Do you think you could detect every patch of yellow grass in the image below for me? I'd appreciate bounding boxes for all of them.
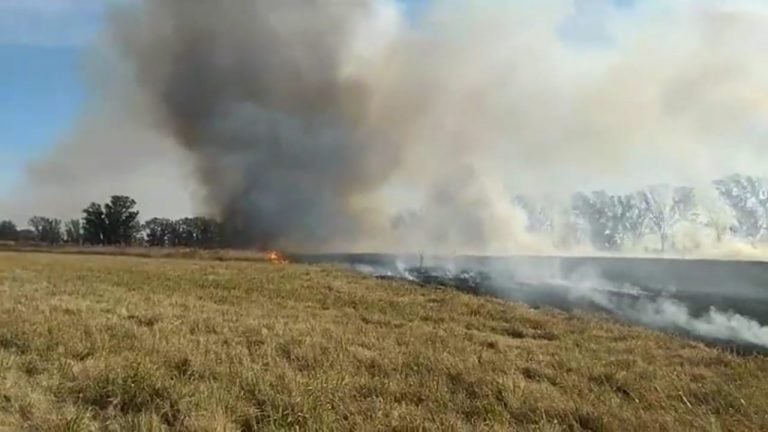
[0,244,274,262]
[0,251,766,431]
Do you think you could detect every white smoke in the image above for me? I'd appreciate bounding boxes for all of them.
[561,266,768,348]
[354,255,768,349]
[3,0,768,256]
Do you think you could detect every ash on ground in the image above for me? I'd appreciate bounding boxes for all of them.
[372,266,493,296]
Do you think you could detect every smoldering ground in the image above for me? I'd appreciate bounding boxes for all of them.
[330,253,768,353]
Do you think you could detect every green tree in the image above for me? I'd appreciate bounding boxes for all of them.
[82,196,141,246]
[82,202,106,245]
[64,219,83,245]
[104,195,141,245]
[28,216,63,245]
[194,217,223,249]
[0,220,18,241]
[17,229,36,243]
[173,218,197,247]
[144,217,175,247]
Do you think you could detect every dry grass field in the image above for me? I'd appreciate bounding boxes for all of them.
[0,251,767,431]
[0,244,275,263]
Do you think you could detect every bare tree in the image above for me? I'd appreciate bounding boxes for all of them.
[696,187,737,243]
[638,186,694,252]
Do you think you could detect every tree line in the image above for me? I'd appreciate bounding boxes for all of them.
[513,174,768,252]
[0,195,227,249]
[3,174,767,253]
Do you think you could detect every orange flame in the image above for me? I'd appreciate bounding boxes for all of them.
[266,250,289,264]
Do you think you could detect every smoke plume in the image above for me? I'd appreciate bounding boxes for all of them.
[5,0,768,254]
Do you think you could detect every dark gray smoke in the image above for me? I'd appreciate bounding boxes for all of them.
[108,1,403,250]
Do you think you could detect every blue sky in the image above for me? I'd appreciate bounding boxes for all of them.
[0,0,109,195]
[0,0,636,197]
[0,44,85,194]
